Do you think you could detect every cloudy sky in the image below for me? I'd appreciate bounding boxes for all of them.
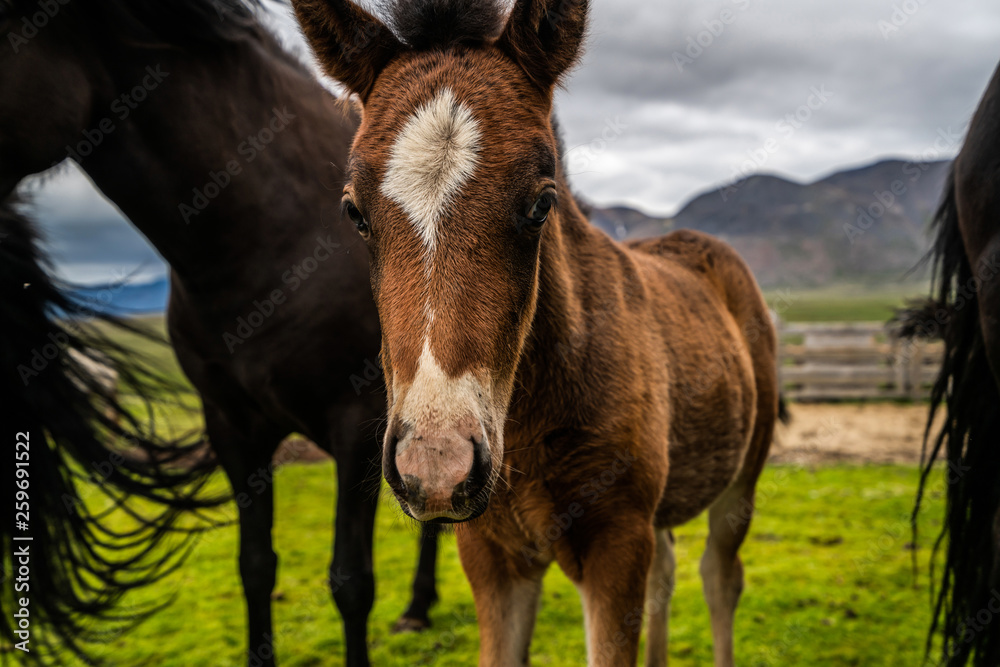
[25,0,1000,282]
[552,0,1000,215]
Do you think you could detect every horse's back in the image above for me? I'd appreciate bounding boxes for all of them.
[630,229,769,327]
[628,228,776,378]
[628,228,779,527]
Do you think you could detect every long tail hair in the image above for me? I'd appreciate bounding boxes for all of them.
[901,173,1000,666]
[1,198,227,663]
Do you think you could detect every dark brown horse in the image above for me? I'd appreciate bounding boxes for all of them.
[0,1,440,664]
[899,59,1000,667]
[294,0,781,664]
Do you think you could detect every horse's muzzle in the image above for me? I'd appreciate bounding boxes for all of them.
[383,420,492,522]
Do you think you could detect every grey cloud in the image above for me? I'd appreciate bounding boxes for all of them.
[26,0,1000,270]
[552,0,999,212]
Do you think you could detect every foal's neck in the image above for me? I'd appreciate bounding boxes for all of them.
[519,185,622,397]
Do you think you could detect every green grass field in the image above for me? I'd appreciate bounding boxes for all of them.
[764,284,930,323]
[43,293,948,666]
[56,464,946,666]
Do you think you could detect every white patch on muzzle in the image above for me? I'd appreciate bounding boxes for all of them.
[380,88,481,252]
[395,341,490,455]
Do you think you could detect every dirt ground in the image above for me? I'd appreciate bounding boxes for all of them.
[770,402,942,465]
[274,403,941,467]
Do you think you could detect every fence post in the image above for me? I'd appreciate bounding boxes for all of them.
[773,310,784,396]
[907,338,925,400]
[890,331,906,398]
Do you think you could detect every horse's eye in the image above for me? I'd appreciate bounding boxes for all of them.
[344,200,370,239]
[524,190,556,231]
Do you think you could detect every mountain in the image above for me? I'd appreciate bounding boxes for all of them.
[592,158,950,287]
[587,204,673,241]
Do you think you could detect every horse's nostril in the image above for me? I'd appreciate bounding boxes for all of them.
[453,435,490,504]
[400,474,421,500]
[383,432,407,497]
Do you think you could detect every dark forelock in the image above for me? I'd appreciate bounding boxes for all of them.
[380,0,507,50]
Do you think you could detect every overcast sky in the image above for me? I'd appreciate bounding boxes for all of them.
[551,0,1000,215]
[25,0,1000,281]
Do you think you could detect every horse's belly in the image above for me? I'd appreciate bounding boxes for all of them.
[653,361,756,527]
[654,431,747,527]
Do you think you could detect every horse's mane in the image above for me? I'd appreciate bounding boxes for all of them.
[379,0,507,49]
[7,0,269,49]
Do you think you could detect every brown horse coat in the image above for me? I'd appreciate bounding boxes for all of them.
[294,0,779,664]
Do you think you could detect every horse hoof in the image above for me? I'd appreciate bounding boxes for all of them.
[391,616,431,634]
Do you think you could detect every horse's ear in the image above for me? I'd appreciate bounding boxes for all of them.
[292,0,402,101]
[497,0,588,92]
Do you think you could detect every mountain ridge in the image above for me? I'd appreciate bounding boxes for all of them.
[589,158,949,287]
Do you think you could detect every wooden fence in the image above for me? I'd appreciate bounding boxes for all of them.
[779,321,942,401]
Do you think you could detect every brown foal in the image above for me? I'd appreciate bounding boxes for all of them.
[293,0,780,664]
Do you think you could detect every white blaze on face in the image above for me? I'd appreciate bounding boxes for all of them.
[395,341,490,454]
[380,88,481,252]
[381,89,498,463]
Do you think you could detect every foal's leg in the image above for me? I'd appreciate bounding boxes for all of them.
[700,478,756,667]
[393,522,442,633]
[457,526,546,666]
[578,522,655,667]
[329,440,380,667]
[644,529,676,667]
[205,405,283,667]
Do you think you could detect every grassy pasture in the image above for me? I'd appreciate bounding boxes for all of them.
[51,464,946,666]
[764,284,930,323]
[37,289,949,665]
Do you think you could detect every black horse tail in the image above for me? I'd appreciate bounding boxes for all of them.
[1,199,227,663]
[898,172,1000,667]
[777,394,791,426]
